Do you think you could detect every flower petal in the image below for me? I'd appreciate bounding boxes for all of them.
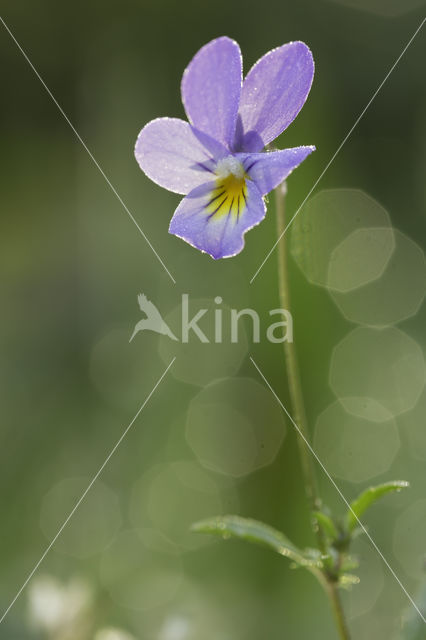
[135,117,228,195]
[169,180,266,259]
[237,146,315,195]
[181,37,242,149]
[235,42,314,152]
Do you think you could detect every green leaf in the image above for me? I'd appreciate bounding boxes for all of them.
[346,481,409,533]
[313,511,338,541]
[192,515,322,572]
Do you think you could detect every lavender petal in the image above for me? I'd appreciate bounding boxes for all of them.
[181,36,242,150]
[169,180,266,259]
[238,146,315,195]
[235,42,314,152]
[135,117,227,195]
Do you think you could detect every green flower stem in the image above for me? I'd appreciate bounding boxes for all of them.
[274,183,351,640]
[274,183,321,518]
[324,577,352,640]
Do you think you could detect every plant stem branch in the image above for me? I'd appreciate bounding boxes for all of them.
[324,580,352,640]
[274,183,351,640]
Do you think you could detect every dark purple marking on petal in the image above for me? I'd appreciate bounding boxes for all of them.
[207,195,228,219]
[194,161,215,173]
[219,211,233,248]
[135,117,222,195]
[228,197,235,216]
[244,159,258,173]
[169,179,266,259]
[205,190,226,208]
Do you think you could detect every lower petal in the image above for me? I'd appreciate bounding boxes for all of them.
[169,179,266,259]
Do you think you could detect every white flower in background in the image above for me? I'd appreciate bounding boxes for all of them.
[94,628,136,640]
[28,575,92,633]
[158,616,191,640]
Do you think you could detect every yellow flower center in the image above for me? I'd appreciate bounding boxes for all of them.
[205,157,248,220]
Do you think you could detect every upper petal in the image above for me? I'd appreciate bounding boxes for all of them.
[236,42,314,152]
[181,37,242,149]
[135,117,228,195]
[169,179,266,259]
[238,146,315,195]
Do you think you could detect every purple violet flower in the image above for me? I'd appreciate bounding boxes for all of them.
[135,37,315,259]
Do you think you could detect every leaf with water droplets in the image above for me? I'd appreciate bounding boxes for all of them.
[346,481,409,534]
[192,515,322,573]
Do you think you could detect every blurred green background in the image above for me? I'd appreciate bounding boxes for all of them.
[1,1,425,638]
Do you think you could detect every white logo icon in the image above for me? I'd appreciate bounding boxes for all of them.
[129,294,178,342]
[130,293,293,344]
